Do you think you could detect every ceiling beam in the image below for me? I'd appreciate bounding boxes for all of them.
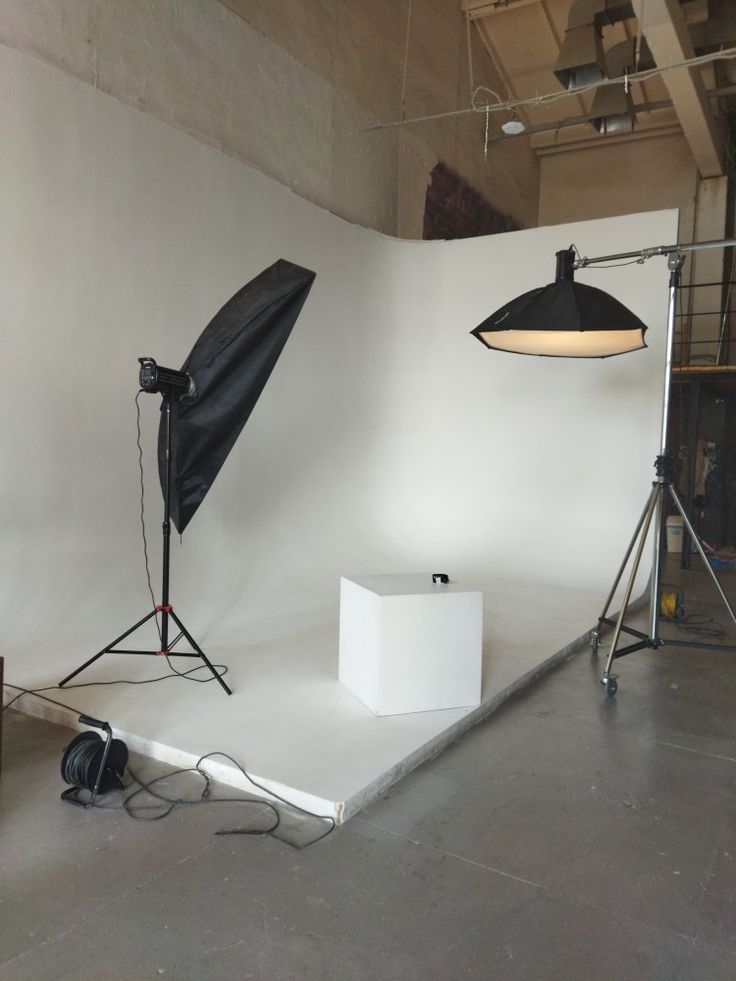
[638,0,726,177]
[462,0,540,20]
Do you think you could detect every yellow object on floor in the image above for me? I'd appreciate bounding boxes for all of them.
[660,586,684,620]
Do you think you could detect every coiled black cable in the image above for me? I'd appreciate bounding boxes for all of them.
[60,730,127,797]
[61,733,102,790]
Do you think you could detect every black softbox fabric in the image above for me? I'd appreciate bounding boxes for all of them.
[472,279,649,337]
[159,259,316,533]
[471,279,647,358]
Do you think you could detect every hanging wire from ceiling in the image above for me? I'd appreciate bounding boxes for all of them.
[634,0,647,73]
[400,0,414,122]
[479,88,510,158]
[368,45,736,131]
[464,7,524,156]
[465,10,493,159]
[465,9,475,102]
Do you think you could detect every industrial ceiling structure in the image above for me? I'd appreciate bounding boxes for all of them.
[464,0,736,177]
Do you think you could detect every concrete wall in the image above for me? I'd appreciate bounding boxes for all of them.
[222,0,540,234]
[0,0,540,238]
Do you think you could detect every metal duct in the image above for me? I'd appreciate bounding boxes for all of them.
[590,38,654,133]
[688,7,736,52]
[554,0,637,90]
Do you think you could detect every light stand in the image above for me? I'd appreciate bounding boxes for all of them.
[472,235,736,697]
[59,366,232,696]
[580,241,736,696]
[57,261,316,696]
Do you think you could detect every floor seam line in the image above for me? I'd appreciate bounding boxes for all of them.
[651,739,736,763]
[355,818,545,889]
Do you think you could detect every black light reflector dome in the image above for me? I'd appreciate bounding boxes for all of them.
[471,249,648,358]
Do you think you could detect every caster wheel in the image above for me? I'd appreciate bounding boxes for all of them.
[590,630,600,654]
[603,677,618,698]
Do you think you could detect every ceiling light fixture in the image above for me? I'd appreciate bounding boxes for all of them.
[501,112,526,135]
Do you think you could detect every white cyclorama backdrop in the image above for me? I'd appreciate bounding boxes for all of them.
[2,46,677,690]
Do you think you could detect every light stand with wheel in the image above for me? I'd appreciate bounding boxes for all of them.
[586,248,736,696]
[472,236,736,697]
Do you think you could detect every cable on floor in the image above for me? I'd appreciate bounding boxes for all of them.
[675,613,725,642]
[2,683,336,847]
[1,664,230,715]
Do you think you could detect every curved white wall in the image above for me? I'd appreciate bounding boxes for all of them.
[1,45,678,675]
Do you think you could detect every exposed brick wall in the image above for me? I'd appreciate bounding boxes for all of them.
[423,162,523,241]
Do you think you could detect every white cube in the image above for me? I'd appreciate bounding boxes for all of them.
[338,574,483,716]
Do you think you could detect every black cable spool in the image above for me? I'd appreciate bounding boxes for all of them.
[61,730,128,802]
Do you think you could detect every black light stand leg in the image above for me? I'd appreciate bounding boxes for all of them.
[59,609,160,688]
[59,392,232,695]
[169,611,232,695]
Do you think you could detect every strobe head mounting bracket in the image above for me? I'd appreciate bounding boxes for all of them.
[138,357,195,399]
[654,453,675,484]
[667,251,686,287]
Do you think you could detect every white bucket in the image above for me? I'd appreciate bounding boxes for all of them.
[666,515,685,553]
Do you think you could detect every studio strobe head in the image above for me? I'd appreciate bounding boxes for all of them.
[138,357,195,398]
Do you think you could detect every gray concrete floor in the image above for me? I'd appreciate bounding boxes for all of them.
[2,559,736,980]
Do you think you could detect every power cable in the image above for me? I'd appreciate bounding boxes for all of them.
[135,389,161,642]
[4,351,334,845]
[1,667,230,714]
[136,390,228,682]
[3,684,336,846]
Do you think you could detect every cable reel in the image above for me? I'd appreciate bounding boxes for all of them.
[659,584,684,621]
[60,715,128,807]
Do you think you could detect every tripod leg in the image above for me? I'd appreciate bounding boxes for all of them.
[594,491,654,648]
[169,611,232,696]
[601,485,660,694]
[648,479,666,643]
[59,609,160,688]
[669,486,736,626]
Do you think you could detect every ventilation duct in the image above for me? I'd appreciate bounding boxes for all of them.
[554,0,636,90]
[554,2,607,90]
[590,38,654,133]
[688,8,736,53]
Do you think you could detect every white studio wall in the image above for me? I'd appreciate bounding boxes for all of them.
[1,45,679,812]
